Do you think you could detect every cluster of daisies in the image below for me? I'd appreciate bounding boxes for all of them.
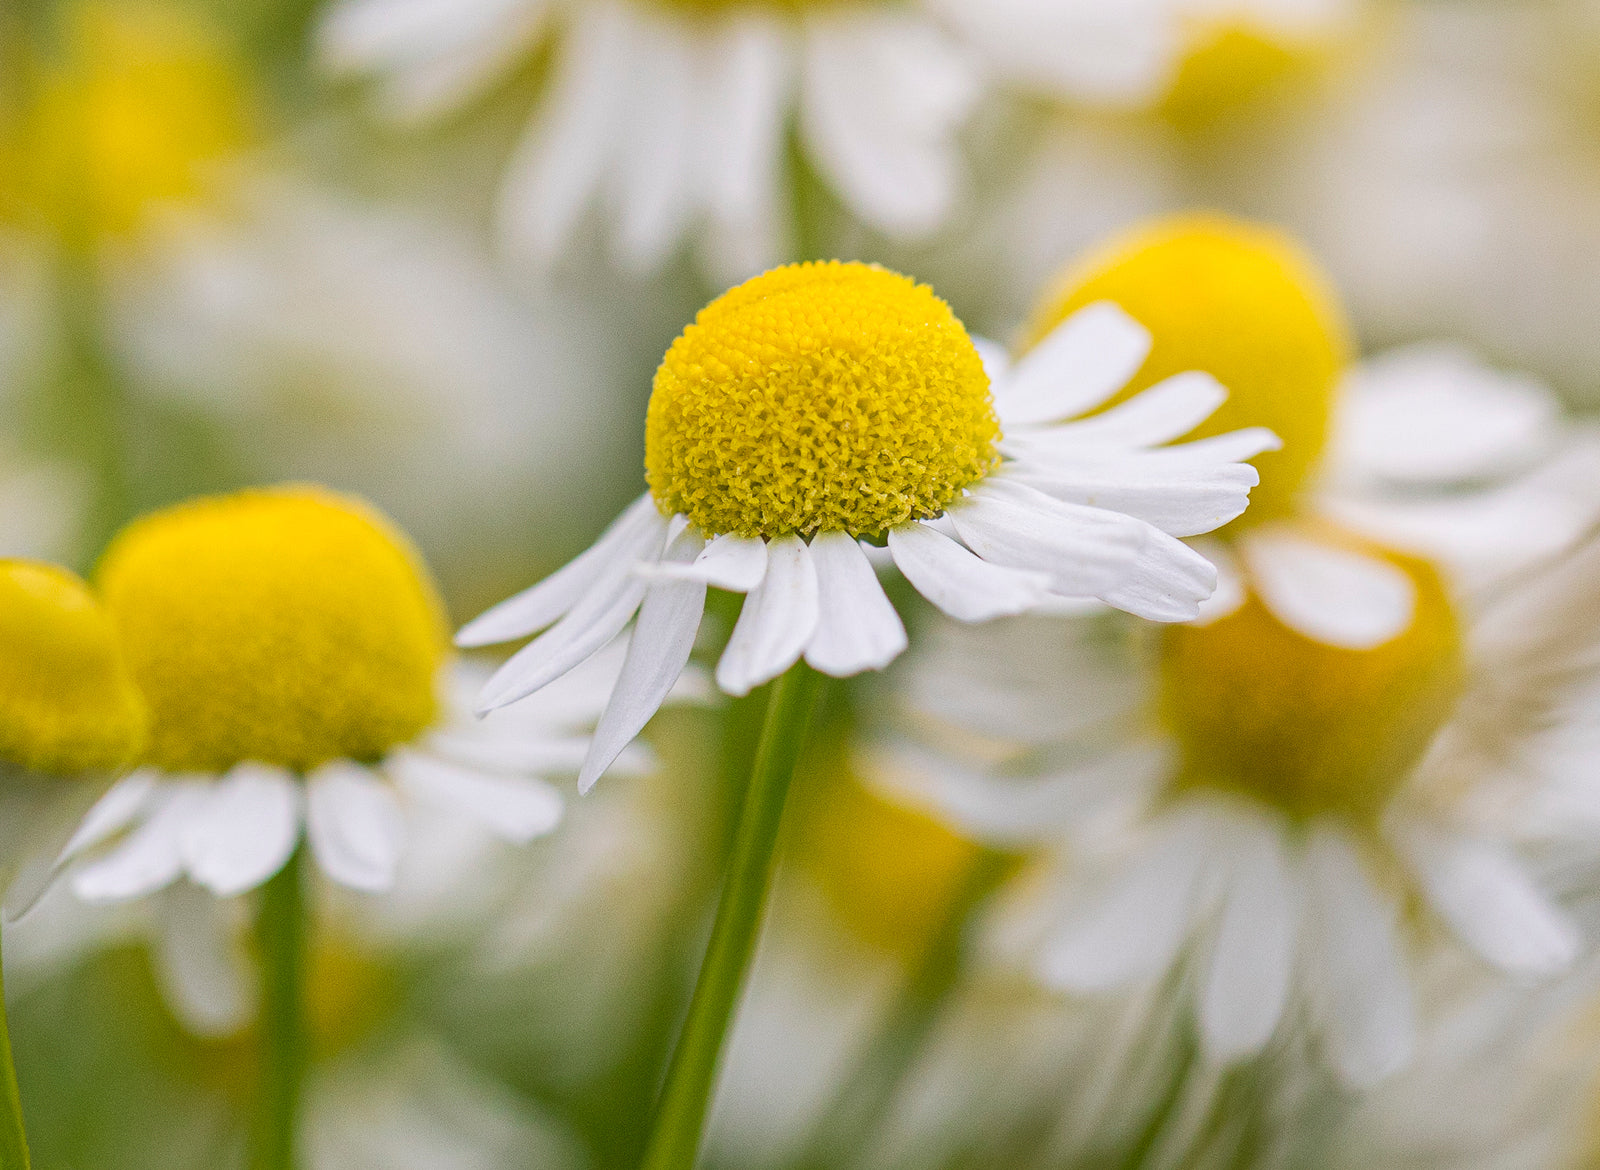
[5,201,1600,1168]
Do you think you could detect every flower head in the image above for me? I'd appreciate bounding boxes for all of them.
[646,261,998,538]
[1024,213,1350,523]
[99,485,447,775]
[0,559,145,776]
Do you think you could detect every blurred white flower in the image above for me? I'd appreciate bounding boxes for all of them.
[873,347,1600,1088]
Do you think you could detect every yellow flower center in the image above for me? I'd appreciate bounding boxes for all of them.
[1023,214,1351,527]
[98,486,448,775]
[0,560,146,776]
[2,2,255,243]
[795,765,983,959]
[1161,22,1309,129]
[1158,538,1462,822]
[646,261,999,539]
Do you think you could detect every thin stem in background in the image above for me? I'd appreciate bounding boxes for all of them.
[0,926,33,1170]
[251,843,308,1170]
[640,661,825,1170]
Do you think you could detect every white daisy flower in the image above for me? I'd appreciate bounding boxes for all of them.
[870,219,1600,1088]
[321,0,981,277]
[55,485,692,907]
[460,259,1275,789]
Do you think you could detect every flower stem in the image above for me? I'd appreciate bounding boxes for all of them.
[251,843,308,1170]
[0,926,32,1170]
[642,661,825,1170]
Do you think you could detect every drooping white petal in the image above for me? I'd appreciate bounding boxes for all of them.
[55,770,158,866]
[72,786,209,902]
[579,527,708,793]
[971,335,1012,387]
[609,10,696,269]
[306,762,407,893]
[1098,527,1217,623]
[1199,818,1299,1063]
[389,749,564,842]
[1190,537,1246,626]
[1243,529,1416,650]
[496,0,631,264]
[887,521,1055,622]
[715,534,820,697]
[152,881,255,1037]
[950,479,1144,598]
[475,526,663,712]
[180,764,302,898]
[1039,808,1217,992]
[1018,371,1226,450]
[991,302,1151,428]
[1303,825,1416,1087]
[798,13,977,237]
[456,493,659,647]
[1396,825,1578,977]
[803,532,907,677]
[697,14,792,230]
[644,531,768,592]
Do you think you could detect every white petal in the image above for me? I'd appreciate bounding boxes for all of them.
[887,521,1054,622]
[1199,820,1299,1063]
[643,532,768,592]
[1303,825,1416,1087]
[1039,808,1215,992]
[1396,825,1578,977]
[456,493,658,647]
[388,750,563,843]
[1098,527,1217,623]
[152,882,255,1037]
[475,528,661,713]
[799,13,976,236]
[697,15,792,225]
[180,765,302,898]
[1333,345,1559,486]
[1022,371,1226,449]
[714,534,820,697]
[56,770,158,865]
[579,527,707,793]
[971,335,1011,386]
[803,532,907,677]
[949,479,1144,597]
[1243,530,1416,650]
[306,762,406,893]
[1190,537,1246,626]
[496,1,630,264]
[72,786,208,902]
[992,302,1151,428]
[609,11,696,268]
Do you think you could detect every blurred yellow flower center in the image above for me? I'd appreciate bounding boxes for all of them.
[646,261,998,539]
[3,2,254,242]
[1024,214,1351,527]
[99,486,448,775]
[0,560,146,776]
[1158,541,1462,822]
[795,766,983,959]
[1162,22,1310,129]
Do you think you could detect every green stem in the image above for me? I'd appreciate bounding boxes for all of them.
[251,844,308,1170]
[641,662,825,1170]
[0,927,32,1170]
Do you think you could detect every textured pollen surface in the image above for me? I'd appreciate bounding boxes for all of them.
[99,486,448,774]
[1025,214,1351,525]
[0,561,146,776]
[646,261,998,538]
[1159,537,1461,822]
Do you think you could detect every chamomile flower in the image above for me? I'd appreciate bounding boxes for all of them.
[58,486,664,905]
[461,259,1275,788]
[871,216,1600,1087]
[320,0,980,276]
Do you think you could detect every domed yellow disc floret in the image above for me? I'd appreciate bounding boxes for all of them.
[1161,23,1310,130]
[2,2,254,243]
[98,486,448,775]
[646,261,999,539]
[1024,214,1351,526]
[1159,536,1461,822]
[0,560,146,776]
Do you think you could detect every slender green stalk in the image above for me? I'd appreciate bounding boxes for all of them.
[251,844,308,1170]
[642,662,826,1170]
[0,926,32,1170]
